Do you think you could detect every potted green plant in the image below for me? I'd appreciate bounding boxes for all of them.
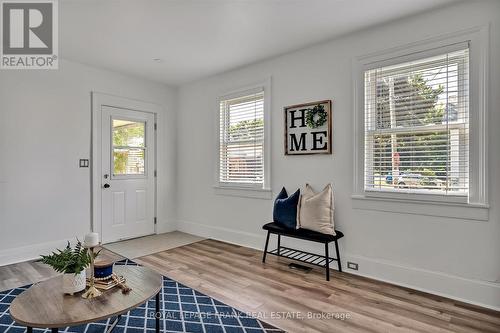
[41,240,92,295]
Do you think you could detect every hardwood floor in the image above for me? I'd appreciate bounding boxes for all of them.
[1,239,499,333]
[0,260,57,292]
[135,239,500,333]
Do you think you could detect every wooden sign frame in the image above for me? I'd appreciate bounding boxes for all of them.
[284,100,332,155]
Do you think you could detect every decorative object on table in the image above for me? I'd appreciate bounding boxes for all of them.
[89,258,132,293]
[94,259,114,279]
[297,183,336,235]
[40,240,92,295]
[84,232,99,248]
[82,232,102,299]
[284,99,332,155]
[111,274,132,293]
[273,186,300,229]
[90,273,126,290]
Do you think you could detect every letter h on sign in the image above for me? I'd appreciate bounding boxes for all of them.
[289,109,306,128]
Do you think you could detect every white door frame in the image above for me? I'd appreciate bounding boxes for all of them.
[91,92,161,243]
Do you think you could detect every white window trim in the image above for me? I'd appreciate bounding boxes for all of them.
[214,78,272,199]
[352,26,489,220]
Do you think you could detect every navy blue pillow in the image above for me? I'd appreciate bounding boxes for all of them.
[273,187,300,229]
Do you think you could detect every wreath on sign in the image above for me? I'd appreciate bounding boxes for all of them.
[305,104,328,128]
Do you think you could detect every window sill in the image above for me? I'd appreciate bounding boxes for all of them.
[351,194,489,221]
[214,186,273,200]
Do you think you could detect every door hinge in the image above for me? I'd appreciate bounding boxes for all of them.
[154,170,157,177]
[154,123,157,130]
[154,217,157,225]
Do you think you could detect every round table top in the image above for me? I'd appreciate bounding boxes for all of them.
[9,265,162,328]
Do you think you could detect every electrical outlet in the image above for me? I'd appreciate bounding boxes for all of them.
[79,159,89,168]
[347,262,359,270]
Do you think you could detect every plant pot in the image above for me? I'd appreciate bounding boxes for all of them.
[62,270,86,295]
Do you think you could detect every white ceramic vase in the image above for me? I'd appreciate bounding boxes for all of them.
[62,270,86,295]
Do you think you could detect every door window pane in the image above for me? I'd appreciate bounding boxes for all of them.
[112,119,146,176]
[113,119,145,147]
[113,148,145,175]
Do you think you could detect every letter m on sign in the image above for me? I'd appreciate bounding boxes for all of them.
[289,133,306,152]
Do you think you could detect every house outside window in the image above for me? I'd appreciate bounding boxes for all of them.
[216,80,271,198]
[353,28,488,220]
[363,48,469,197]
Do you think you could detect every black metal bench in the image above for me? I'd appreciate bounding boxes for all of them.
[262,222,344,281]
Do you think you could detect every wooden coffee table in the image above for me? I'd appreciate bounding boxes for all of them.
[9,265,162,333]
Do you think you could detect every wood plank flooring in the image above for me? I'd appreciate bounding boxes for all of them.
[1,239,499,333]
[135,239,500,333]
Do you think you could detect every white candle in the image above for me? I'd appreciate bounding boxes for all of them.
[84,232,99,247]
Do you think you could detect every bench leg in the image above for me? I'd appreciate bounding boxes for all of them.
[325,242,330,281]
[334,239,342,272]
[262,231,271,263]
[277,234,281,256]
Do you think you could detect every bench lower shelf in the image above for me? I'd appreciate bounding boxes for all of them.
[262,225,344,281]
[267,246,340,270]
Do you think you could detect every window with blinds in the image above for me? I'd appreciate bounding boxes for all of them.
[219,89,265,186]
[364,47,469,196]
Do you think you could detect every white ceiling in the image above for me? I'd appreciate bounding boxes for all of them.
[60,0,461,86]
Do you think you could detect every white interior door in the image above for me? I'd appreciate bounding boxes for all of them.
[101,106,155,243]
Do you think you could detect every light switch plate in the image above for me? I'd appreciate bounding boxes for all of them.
[79,159,89,168]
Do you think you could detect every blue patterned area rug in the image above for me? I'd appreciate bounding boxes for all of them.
[0,260,285,333]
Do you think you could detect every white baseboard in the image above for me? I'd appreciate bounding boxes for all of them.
[344,254,500,311]
[177,219,500,311]
[177,220,263,250]
[0,238,74,267]
[156,221,177,234]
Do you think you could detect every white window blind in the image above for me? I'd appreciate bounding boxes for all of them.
[364,47,469,196]
[219,89,265,186]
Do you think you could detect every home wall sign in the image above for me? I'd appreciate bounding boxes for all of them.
[284,100,332,155]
